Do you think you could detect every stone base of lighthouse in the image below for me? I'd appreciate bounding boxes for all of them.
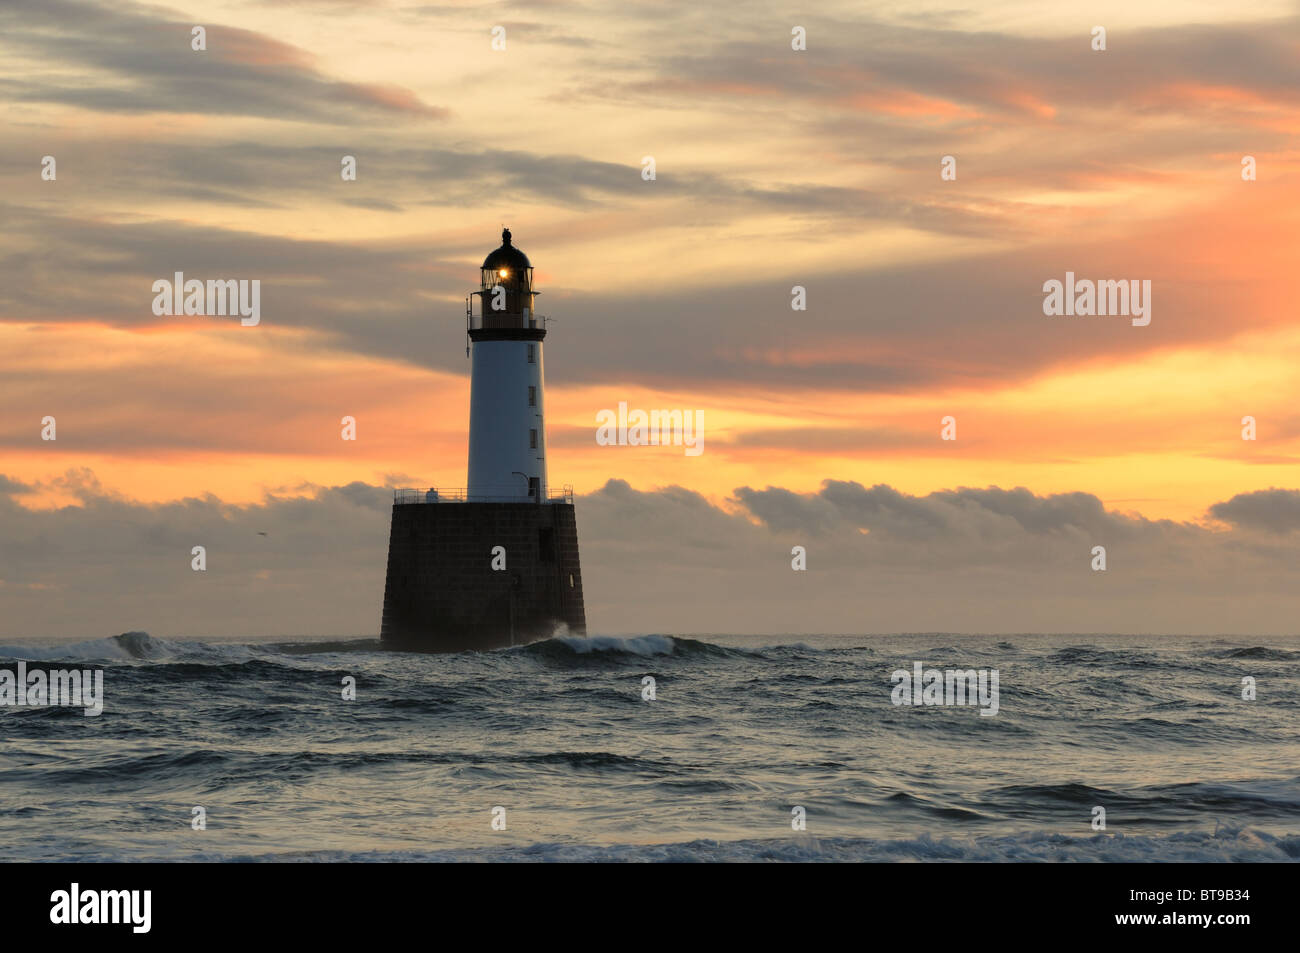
[380,501,586,653]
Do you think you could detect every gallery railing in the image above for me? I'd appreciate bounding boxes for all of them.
[393,485,574,505]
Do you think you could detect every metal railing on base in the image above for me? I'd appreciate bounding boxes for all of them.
[393,485,574,504]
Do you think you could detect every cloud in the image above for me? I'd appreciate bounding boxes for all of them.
[4,133,1010,229]
[0,475,31,495]
[733,480,1177,548]
[0,472,394,638]
[0,181,1286,400]
[578,479,1300,634]
[0,0,447,122]
[600,16,1300,122]
[3,4,1296,402]
[1208,488,1300,534]
[4,474,1300,639]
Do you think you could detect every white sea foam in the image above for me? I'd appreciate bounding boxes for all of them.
[551,634,679,656]
[0,631,265,663]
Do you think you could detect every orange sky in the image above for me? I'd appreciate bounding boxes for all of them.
[3,0,1299,524]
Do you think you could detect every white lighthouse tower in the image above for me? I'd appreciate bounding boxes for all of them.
[379,228,585,652]
[466,228,547,501]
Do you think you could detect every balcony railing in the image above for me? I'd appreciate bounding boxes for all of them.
[468,311,549,331]
[394,485,574,505]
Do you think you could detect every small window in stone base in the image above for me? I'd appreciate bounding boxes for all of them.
[569,574,575,588]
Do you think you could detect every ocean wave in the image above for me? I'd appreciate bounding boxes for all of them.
[514,634,746,661]
[0,632,779,665]
[0,631,161,661]
[11,748,231,784]
[984,777,1300,816]
[1211,646,1300,661]
[1048,646,1164,667]
[0,631,268,663]
[0,631,388,665]
[167,828,1300,863]
[271,638,385,655]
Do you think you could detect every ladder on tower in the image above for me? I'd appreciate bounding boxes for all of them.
[464,294,472,358]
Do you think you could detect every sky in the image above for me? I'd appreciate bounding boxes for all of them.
[3,0,1300,637]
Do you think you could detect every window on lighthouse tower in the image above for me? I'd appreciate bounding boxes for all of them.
[527,344,535,363]
[528,386,536,407]
[530,429,538,449]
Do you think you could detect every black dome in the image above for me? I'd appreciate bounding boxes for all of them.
[482,228,530,271]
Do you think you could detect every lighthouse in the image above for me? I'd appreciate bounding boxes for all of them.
[379,230,587,652]
[467,228,547,501]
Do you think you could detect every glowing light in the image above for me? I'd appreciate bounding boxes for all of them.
[499,268,508,277]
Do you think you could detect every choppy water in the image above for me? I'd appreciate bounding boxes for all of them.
[1,632,1298,862]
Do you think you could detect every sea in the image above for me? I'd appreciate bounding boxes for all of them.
[1,632,1298,862]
